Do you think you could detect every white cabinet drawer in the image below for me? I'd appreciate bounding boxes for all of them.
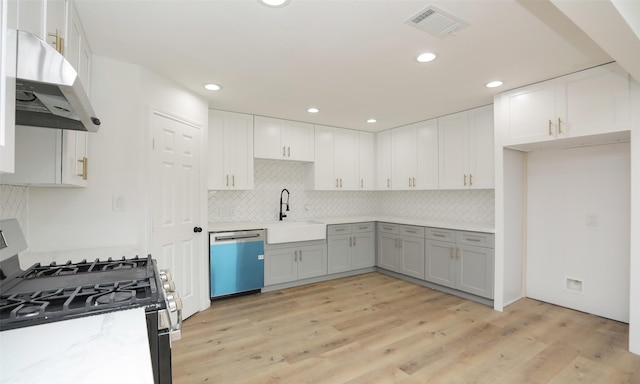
[426,228,456,242]
[457,231,494,248]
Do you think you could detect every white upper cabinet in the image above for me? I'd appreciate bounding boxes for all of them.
[305,125,358,190]
[391,118,438,190]
[16,0,66,54]
[66,1,92,91]
[375,130,392,190]
[207,110,254,190]
[254,116,314,162]
[358,131,375,190]
[1,2,17,174]
[500,63,630,148]
[438,105,494,189]
[1,126,88,186]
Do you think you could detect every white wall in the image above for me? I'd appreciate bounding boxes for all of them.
[526,142,630,322]
[23,57,208,266]
[629,79,640,354]
[26,58,145,259]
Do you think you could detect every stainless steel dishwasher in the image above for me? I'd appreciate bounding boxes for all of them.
[209,229,265,299]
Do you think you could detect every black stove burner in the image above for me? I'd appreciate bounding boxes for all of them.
[0,256,163,331]
[16,304,43,318]
[19,256,151,279]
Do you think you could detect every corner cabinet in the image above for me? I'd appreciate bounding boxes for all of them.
[327,222,375,274]
[254,116,314,162]
[207,110,254,190]
[425,228,494,299]
[264,240,327,286]
[438,105,494,189]
[377,223,425,279]
[375,130,392,190]
[391,119,438,190]
[500,63,630,149]
[1,126,88,186]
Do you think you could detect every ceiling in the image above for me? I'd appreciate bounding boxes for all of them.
[73,0,638,132]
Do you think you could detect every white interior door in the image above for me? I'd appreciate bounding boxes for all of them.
[151,111,203,319]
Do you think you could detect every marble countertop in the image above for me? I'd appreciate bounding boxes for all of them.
[208,216,494,234]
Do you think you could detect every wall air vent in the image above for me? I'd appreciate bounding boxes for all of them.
[405,6,468,38]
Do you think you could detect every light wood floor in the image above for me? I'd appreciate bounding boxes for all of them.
[172,273,640,383]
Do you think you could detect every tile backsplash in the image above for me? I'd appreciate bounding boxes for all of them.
[208,160,495,225]
[0,185,29,238]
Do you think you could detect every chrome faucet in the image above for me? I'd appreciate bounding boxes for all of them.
[279,188,290,221]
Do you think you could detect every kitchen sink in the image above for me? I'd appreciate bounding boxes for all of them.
[265,220,326,244]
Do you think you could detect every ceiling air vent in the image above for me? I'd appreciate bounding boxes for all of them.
[405,6,468,38]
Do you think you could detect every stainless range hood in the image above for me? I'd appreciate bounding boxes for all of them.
[15,30,101,132]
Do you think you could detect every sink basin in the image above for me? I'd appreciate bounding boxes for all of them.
[265,220,326,244]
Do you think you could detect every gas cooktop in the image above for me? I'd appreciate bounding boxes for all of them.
[0,256,164,331]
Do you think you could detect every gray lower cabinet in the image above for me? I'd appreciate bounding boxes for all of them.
[264,240,327,285]
[327,222,375,274]
[425,228,494,299]
[377,223,425,279]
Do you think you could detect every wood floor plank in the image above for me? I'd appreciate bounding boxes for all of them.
[172,272,640,384]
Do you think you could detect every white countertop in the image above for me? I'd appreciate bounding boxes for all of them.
[208,216,494,234]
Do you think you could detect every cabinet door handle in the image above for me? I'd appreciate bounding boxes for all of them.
[77,157,88,180]
[469,174,473,187]
[456,247,460,260]
[398,238,402,248]
[387,178,391,188]
[226,174,229,186]
[558,118,563,134]
[465,237,481,242]
[394,238,398,247]
[283,146,286,157]
[353,236,356,246]
[433,233,445,238]
[408,177,412,187]
[464,174,467,186]
[450,247,454,259]
[340,179,343,188]
[361,179,364,189]
[548,120,553,136]
[232,175,235,187]
[336,178,339,188]
[412,177,416,187]
[299,250,302,261]
[47,29,64,54]
[288,146,291,157]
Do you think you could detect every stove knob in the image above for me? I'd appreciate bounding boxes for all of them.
[166,292,182,312]
[162,280,176,292]
[159,270,172,282]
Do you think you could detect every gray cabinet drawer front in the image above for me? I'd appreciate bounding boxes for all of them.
[328,224,351,236]
[457,231,494,248]
[352,222,374,233]
[377,222,399,234]
[401,225,425,237]
[426,228,456,242]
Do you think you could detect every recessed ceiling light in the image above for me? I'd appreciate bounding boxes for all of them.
[416,52,437,63]
[486,80,503,88]
[367,119,377,123]
[259,0,290,7]
[204,83,221,91]
[307,107,319,113]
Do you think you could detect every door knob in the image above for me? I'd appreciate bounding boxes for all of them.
[193,227,203,233]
